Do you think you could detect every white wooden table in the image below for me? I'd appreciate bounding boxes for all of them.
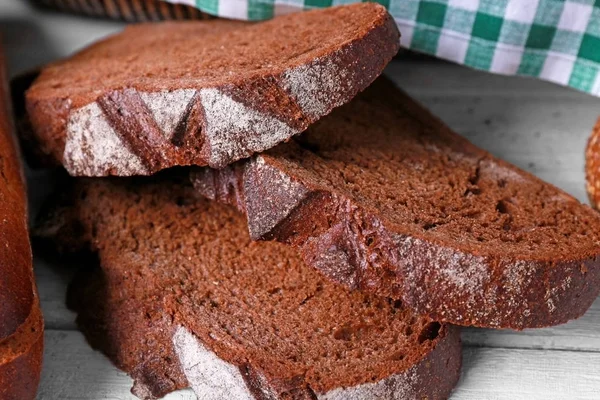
[3,1,600,399]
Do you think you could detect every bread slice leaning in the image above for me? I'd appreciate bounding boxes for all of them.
[37,177,461,400]
[24,4,399,176]
[193,76,600,330]
[0,46,44,400]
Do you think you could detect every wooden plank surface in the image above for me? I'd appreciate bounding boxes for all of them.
[3,0,600,399]
[40,331,196,400]
[454,347,600,400]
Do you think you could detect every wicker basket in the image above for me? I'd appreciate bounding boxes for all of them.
[34,0,212,21]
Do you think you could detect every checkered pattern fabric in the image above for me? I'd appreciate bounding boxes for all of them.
[166,0,600,96]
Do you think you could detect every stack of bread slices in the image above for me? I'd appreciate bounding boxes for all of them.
[20,4,600,400]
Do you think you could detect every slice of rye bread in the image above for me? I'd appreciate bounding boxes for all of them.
[192,76,600,330]
[24,4,399,176]
[586,117,600,209]
[37,176,461,400]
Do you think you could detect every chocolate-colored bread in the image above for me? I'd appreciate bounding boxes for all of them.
[586,118,600,209]
[33,0,211,21]
[39,177,461,400]
[25,4,399,176]
[193,77,600,330]
[0,46,44,400]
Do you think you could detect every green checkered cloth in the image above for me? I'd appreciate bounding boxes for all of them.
[167,0,600,96]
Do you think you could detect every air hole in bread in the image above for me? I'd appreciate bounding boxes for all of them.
[422,222,440,231]
[389,351,405,361]
[464,187,481,196]
[334,324,362,341]
[268,287,282,295]
[418,322,441,344]
[496,200,509,215]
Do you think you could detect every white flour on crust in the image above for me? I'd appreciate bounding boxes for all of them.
[139,89,196,140]
[199,88,296,168]
[172,326,254,400]
[316,368,417,400]
[64,102,148,176]
[281,53,351,120]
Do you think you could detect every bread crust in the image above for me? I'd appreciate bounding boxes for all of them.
[0,46,44,399]
[24,5,400,176]
[586,118,600,209]
[193,79,600,330]
[0,306,44,400]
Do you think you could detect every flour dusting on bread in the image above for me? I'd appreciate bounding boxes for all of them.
[64,102,148,176]
[139,89,196,140]
[173,326,254,400]
[282,55,349,119]
[199,88,296,168]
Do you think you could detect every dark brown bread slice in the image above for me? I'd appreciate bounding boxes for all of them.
[39,177,461,400]
[25,4,399,176]
[193,77,600,330]
[586,117,600,209]
[0,45,44,400]
[33,0,212,21]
